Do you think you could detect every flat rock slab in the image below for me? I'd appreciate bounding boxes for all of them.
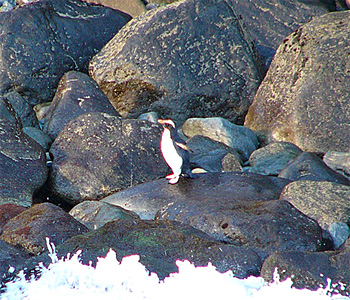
[0,0,131,105]
[0,203,89,255]
[23,219,262,280]
[102,172,290,220]
[89,0,266,124]
[157,198,330,259]
[244,11,350,153]
[49,113,168,205]
[261,250,350,296]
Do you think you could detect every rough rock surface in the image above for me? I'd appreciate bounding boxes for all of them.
[279,180,350,231]
[82,0,146,17]
[0,0,131,105]
[69,200,140,230]
[49,113,168,205]
[43,71,120,140]
[102,172,290,220]
[278,152,350,186]
[0,203,89,255]
[0,117,47,207]
[182,117,258,161]
[232,0,331,65]
[22,219,263,280]
[261,250,350,296]
[244,142,303,175]
[157,199,331,259]
[186,135,243,173]
[0,204,27,235]
[89,0,266,124]
[244,12,350,153]
[323,151,350,179]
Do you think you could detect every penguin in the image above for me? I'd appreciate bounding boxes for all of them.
[158,119,194,184]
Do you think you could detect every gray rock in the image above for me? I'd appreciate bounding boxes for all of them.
[49,113,168,205]
[43,71,120,140]
[323,151,350,179]
[23,127,51,151]
[280,180,350,233]
[0,0,131,105]
[244,142,303,175]
[1,92,38,128]
[278,152,350,186]
[69,200,140,230]
[89,0,266,124]
[0,117,47,207]
[138,111,159,123]
[0,203,89,255]
[232,0,330,65]
[182,117,258,161]
[244,12,350,153]
[261,250,350,296]
[329,222,350,249]
[102,172,290,220]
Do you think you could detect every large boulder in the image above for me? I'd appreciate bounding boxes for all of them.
[261,250,350,296]
[244,11,350,153]
[43,71,120,140]
[89,0,266,125]
[0,0,131,105]
[102,172,291,220]
[0,116,47,207]
[0,203,89,255]
[19,219,263,280]
[49,113,168,205]
[232,0,331,65]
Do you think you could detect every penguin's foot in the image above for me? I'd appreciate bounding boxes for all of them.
[166,173,177,180]
[168,176,180,184]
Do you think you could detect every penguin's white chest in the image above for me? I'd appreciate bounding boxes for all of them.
[160,129,183,175]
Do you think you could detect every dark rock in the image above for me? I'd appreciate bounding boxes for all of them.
[69,200,140,230]
[1,92,38,128]
[89,0,266,125]
[0,203,89,255]
[43,71,120,140]
[0,0,131,105]
[102,172,290,220]
[261,250,350,296]
[0,204,27,235]
[232,0,330,65]
[0,117,47,207]
[278,152,350,186]
[157,198,331,259]
[323,151,350,179]
[279,180,350,233]
[82,0,146,17]
[244,142,303,176]
[244,12,350,153]
[23,127,51,151]
[186,135,243,173]
[0,240,32,290]
[182,117,258,161]
[138,111,159,123]
[21,219,262,280]
[49,113,168,205]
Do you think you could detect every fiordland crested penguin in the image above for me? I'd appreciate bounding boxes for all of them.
[158,119,194,184]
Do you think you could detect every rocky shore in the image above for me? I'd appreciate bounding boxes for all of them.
[0,0,350,296]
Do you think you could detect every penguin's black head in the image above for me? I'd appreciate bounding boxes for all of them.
[158,119,176,130]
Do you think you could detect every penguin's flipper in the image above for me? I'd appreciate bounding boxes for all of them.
[175,142,194,153]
